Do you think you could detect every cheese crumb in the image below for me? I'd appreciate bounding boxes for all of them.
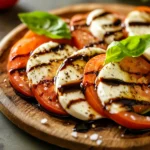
[41,118,48,124]
[71,131,78,138]
[96,139,102,145]
[90,134,98,141]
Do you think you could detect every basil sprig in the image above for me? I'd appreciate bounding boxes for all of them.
[18,11,71,39]
[105,34,150,64]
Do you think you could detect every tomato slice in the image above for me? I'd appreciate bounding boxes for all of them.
[83,54,150,129]
[72,28,108,49]
[71,11,127,49]
[107,112,150,129]
[8,69,32,97]
[32,79,68,115]
[7,34,51,97]
[135,6,150,13]
[7,30,72,98]
[82,54,106,117]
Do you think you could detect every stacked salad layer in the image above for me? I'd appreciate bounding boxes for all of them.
[7,6,150,129]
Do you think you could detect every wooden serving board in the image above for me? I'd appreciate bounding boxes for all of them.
[0,4,150,150]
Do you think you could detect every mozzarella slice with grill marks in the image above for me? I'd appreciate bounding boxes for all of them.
[55,47,105,120]
[96,62,150,114]
[125,10,150,61]
[87,9,124,44]
[27,41,76,85]
[98,62,150,84]
[125,10,150,36]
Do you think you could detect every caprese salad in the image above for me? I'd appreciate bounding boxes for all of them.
[7,6,150,129]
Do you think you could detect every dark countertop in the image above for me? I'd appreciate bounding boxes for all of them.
[0,0,150,150]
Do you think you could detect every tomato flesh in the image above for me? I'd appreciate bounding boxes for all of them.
[82,54,106,117]
[32,80,68,115]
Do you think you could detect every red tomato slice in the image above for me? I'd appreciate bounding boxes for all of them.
[82,54,106,117]
[32,79,68,115]
[8,70,32,97]
[83,54,150,129]
[107,112,150,129]
[72,28,108,49]
[7,34,51,97]
[71,11,127,49]
[7,30,71,98]
[8,29,71,115]
[135,6,150,13]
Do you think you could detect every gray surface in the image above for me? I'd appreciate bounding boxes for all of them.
[0,0,150,150]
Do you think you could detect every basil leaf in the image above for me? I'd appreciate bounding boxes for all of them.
[18,11,71,39]
[105,34,150,64]
[105,41,125,64]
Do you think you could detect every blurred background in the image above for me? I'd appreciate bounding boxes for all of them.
[0,0,150,150]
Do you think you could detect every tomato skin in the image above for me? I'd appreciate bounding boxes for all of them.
[7,32,51,97]
[71,11,127,49]
[8,29,71,115]
[83,54,107,117]
[32,81,68,115]
[0,0,18,9]
[107,112,150,129]
[8,71,33,97]
[135,6,150,13]
[83,54,150,129]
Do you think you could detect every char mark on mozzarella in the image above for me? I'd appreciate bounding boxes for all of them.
[125,10,150,36]
[129,22,150,26]
[31,44,66,59]
[27,41,76,85]
[55,47,106,120]
[96,61,150,114]
[85,9,125,46]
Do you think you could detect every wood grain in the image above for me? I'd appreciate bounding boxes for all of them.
[0,4,150,150]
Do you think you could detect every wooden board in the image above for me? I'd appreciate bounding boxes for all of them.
[0,3,150,150]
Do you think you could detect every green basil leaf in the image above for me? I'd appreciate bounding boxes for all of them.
[105,34,150,64]
[105,41,125,64]
[18,11,71,39]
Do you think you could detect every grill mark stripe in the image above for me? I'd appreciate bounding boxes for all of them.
[28,60,63,72]
[32,44,65,59]
[109,98,150,106]
[105,98,150,112]
[67,98,86,109]
[58,80,82,94]
[104,29,123,37]
[72,12,112,30]
[100,78,150,86]
[102,19,122,27]
[129,22,150,26]
[60,53,100,70]
[93,11,111,20]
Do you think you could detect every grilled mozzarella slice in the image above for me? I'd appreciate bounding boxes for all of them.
[87,9,124,44]
[26,41,76,86]
[125,10,150,61]
[125,10,150,36]
[55,47,105,120]
[96,62,150,114]
[98,62,150,84]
